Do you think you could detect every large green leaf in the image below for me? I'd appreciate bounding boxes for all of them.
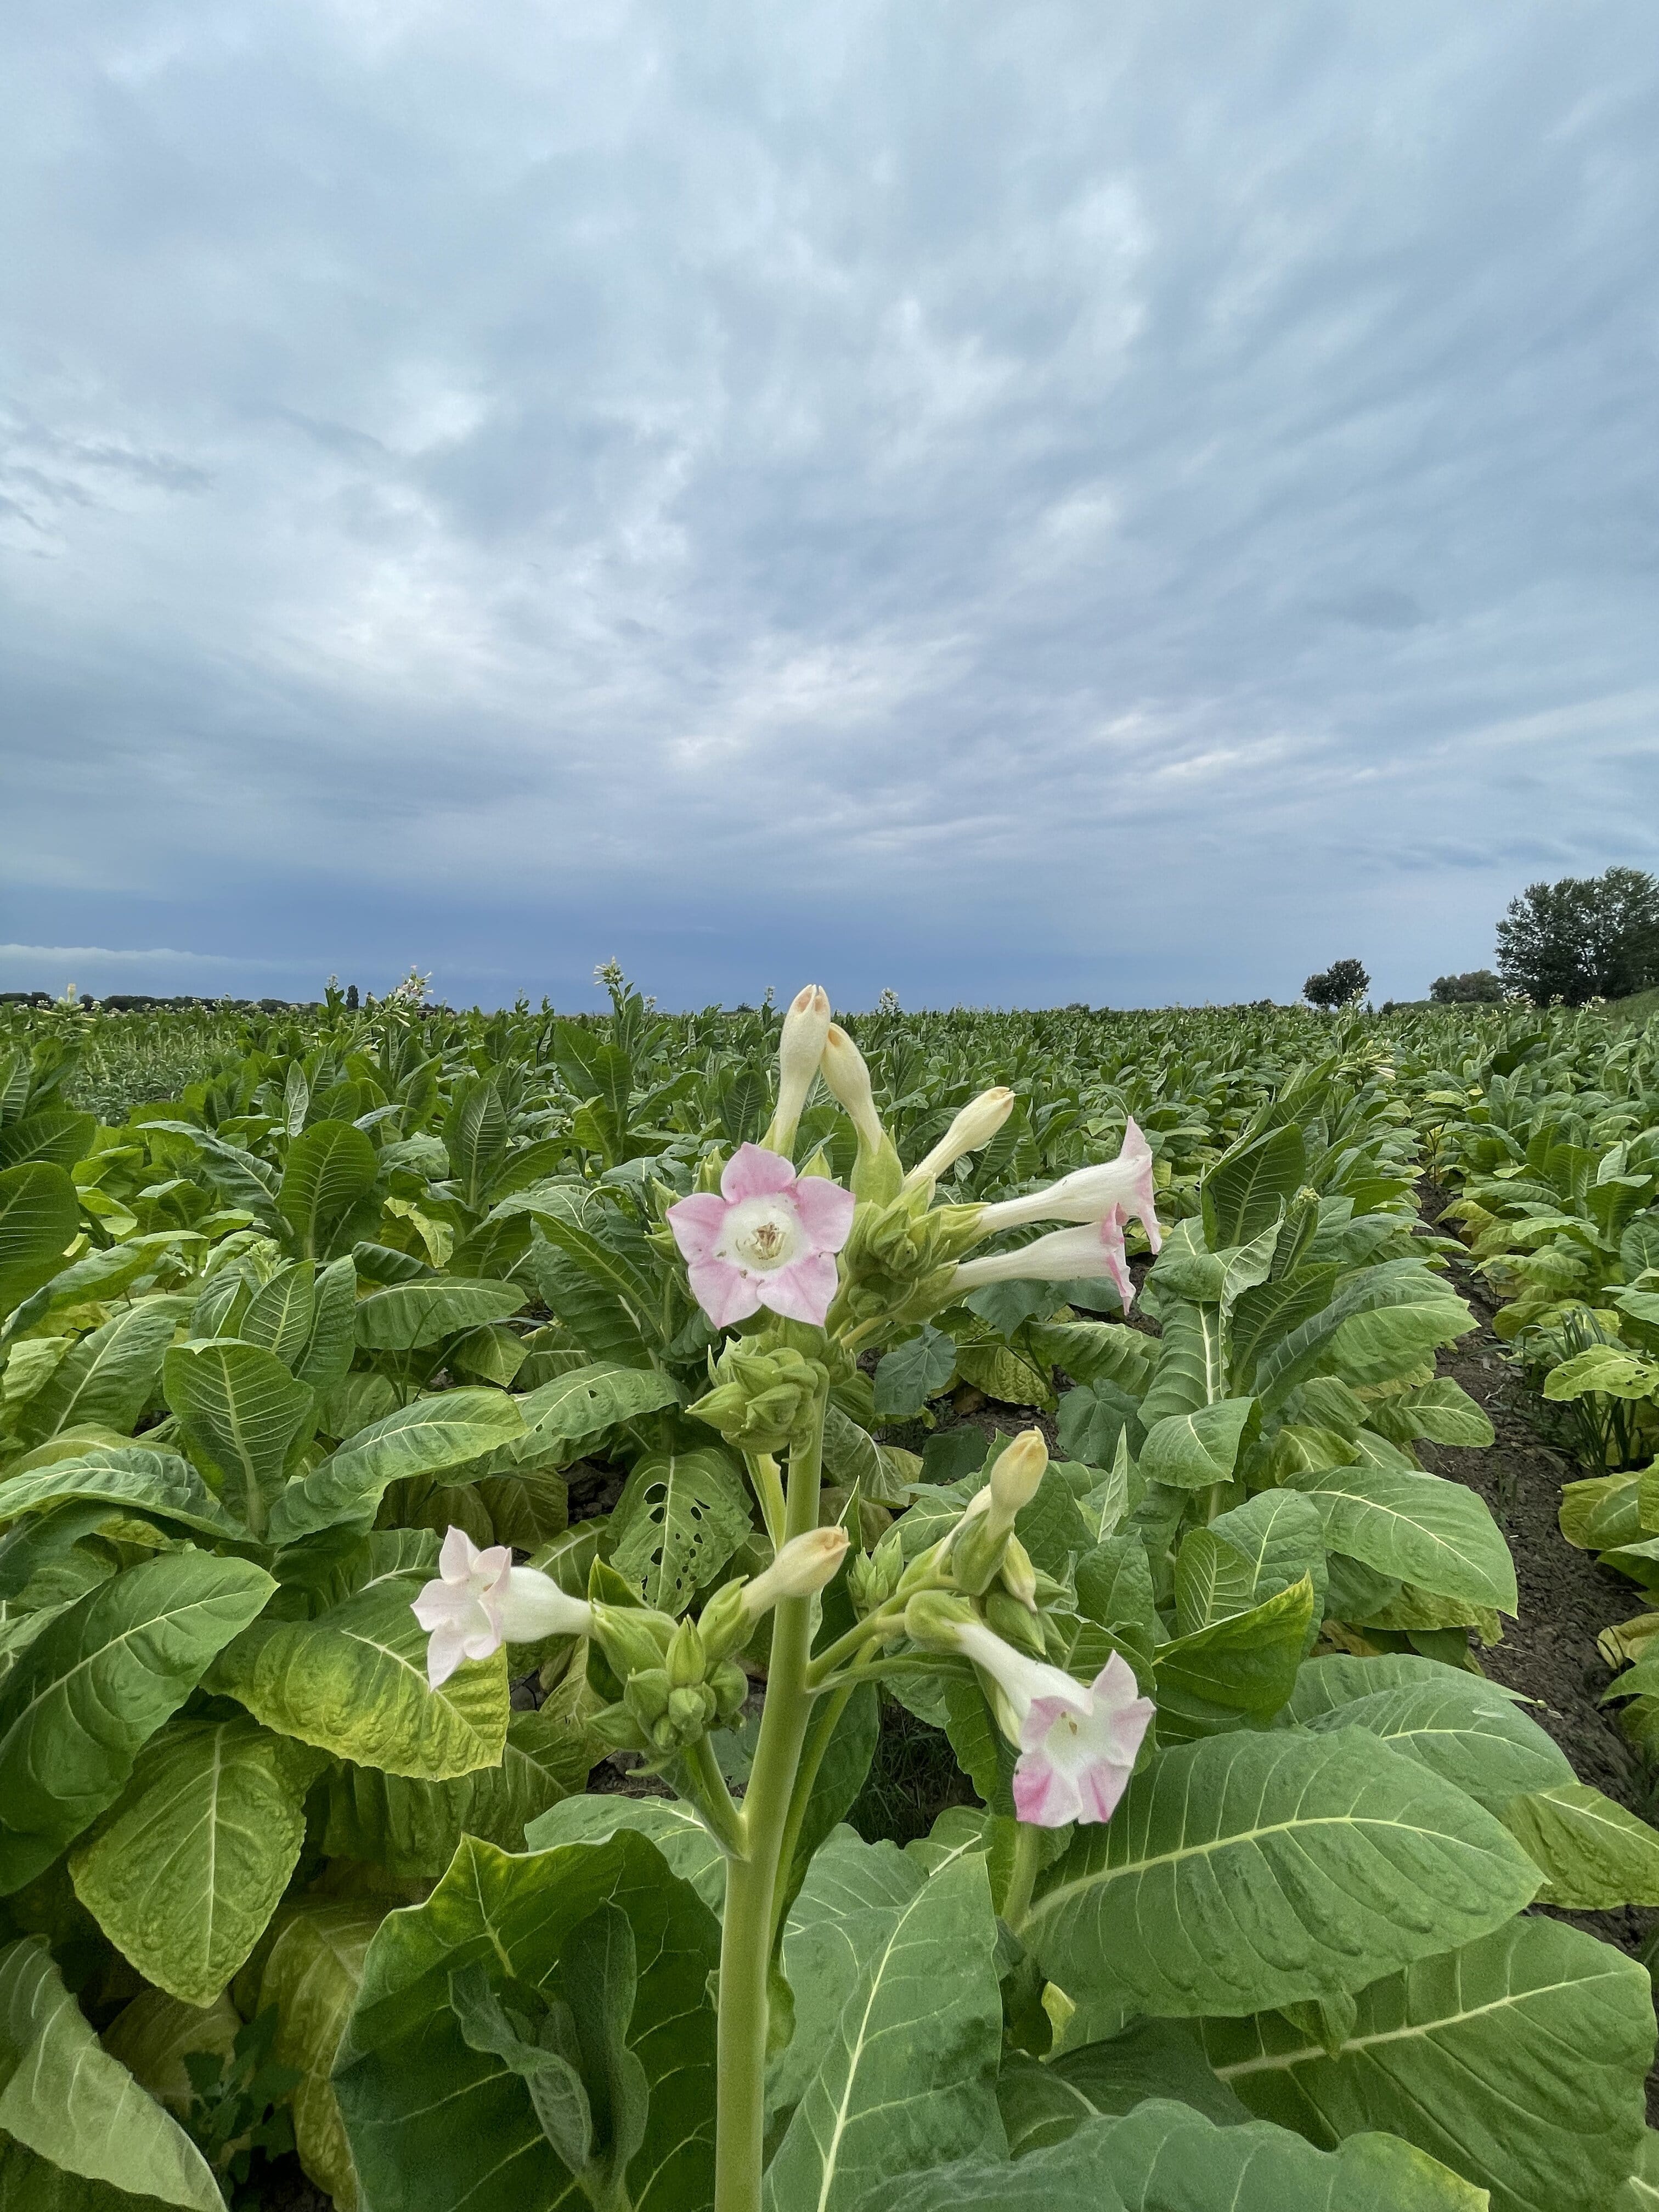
[295,1254,359,1392]
[14,1300,185,1448]
[610,1442,753,1612]
[1499,1780,1659,1907]
[278,1119,380,1260]
[323,1694,597,1877]
[1022,1726,1540,2018]
[1283,1458,1517,1612]
[873,1327,957,1417]
[1300,1672,1573,1811]
[163,1339,315,1538]
[240,1259,316,1367]
[513,1361,680,1459]
[0,1109,95,1172]
[764,1846,1005,2211]
[0,1444,249,1543]
[0,1165,78,1322]
[997,2019,1250,2151]
[1254,1262,1471,1412]
[1139,1398,1256,1488]
[0,1938,222,2211]
[1204,1916,1655,2212]
[210,1573,507,1778]
[526,1226,657,1367]
[0,1551,275,1893]
[525,1793,728,1915]
[1151,1575,1314,1740]
[1173,1489,1327,1636]
[268,1387,525,1544]
[335,1832,718,2212]
[1203,1125,1306,1248]
[258,1900,386,2212]
[70,1715,320,2005]
[353,1277,527,1351]
[443,1079,510,1207]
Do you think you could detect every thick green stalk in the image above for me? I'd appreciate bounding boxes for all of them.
[1001,1818,1043,1933]
[713,1404,825,2212]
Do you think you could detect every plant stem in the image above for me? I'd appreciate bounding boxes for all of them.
[1001,1819,1042,1933]
[745,1452,788,1551]
[713,1403,825,2212]
[768,1682,854,1950]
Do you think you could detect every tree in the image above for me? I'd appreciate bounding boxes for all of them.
[1495,867,1659,1006]
[1303,958,1370,1010]
[1430,969,1503,1004]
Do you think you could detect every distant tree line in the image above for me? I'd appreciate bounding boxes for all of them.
[1493,866,1659,1006]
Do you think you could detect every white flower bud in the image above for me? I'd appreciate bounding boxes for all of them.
[902,1087,1015,1194]
[820,1024,885,1156]
[765,984,832,1155]
[741,1526,850,1618]
[989,1429,1047,1526]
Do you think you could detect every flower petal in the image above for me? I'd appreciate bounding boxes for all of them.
[757,1249,840,1326]
[788,1174,857,1252]
[438,1525,480,1583]
[1013,1756,1080,1826]
[425,1621,469,1689]
[667,1192,730,1263]
[689,1257,764,1328]
[721,1143,802,1204]
[411,1577,478,1632]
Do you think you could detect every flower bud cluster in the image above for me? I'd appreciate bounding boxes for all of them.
[687,1336,831,1454]
[834,1193,986,1325]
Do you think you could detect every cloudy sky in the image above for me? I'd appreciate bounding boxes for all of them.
[3,1,1656,1010]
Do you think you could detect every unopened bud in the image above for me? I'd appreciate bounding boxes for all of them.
[697,1578,751,1663]
[623,1667,672,1729]
[765,985,832,1155]
[902,1087,1016,1195]
[894,1536,947,1601]
[950,1511,1011,1598]
[984,1588,1045,1655]
[903,1590,976,1651]
[820,1024,885,1156]
[591,1602,674,1680]
[741,1527,849,1618]
[989,1430,1047,1527]
[999,1534,1037,1611]
[588,1702,650,1752]
[710,1659,749,1721]
[667,1618,707,1689]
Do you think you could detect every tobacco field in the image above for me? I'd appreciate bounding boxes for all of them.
[3,979,1659,2212]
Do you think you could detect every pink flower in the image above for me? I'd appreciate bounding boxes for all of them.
[974,1116,1162,1253]
[955,1620,1154,1827]
[411,1526,593,1688]
[667,1144,855,1329]
[949,1206,1137,1311]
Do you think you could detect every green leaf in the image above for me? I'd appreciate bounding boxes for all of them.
[1152,1575,1314,1740]
[0,1165,79,1321]
[0,1550,275,1894]
[611,1443,753,1612]
[764,1847,1006,2210]
[353,1277,527,1351]
[1283,1459,1517,1613]
[1139,1397,1255,1489]
[1203,1125,1306,1248]
[1363,1378,1494,1448]
[0,1444,249,1543]
[525,1793,727,1916]
[211,1573,507,1778]
[240,1259,316,1367]
[874,1327,958,1418]
[163,1339,315,1539]
[0,1110,95,1173]
[1174,1489,1327,1636]
[443,1079,510,1208]
[1137,1304,1226,1426]
[323,1696,597,1877]
[100,1985,240,2119]
[1285,1652,1523,1722]
[1560,1471,1644,1550]
[1254,1261,1472,1413]
[268,1386,525,1544]
[0,1938,222,2211]
[335,1832,718,2212]
[514,1360,680,1459]
[278,1119,380,1260]
[258,1900,385,2211]
[527,1215,660,1347]
[295,1253,358,1392]
[1300,1673,1573,1812]
[1545,1344,1659,1402]
[69,1715,319,2005]
[1204,1915,1655,2212]
[15,1299,185,1448]
[525,1227,654,1367]
[1498,1781,1659,1908]
[1029,1319,1158,1398]
[1023,1726,1541,2018]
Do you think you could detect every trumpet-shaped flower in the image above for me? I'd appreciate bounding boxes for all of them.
[974,1117,1161,1251]
[668,1144,855,1328]
[411,1527,594,1689]
[955,1618,1154,1826]
[949,1207,1136,1310]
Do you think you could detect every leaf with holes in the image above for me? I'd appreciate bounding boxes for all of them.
[610,1443,753,1611]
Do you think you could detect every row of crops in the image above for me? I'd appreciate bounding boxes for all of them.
[1,983,1657,2212]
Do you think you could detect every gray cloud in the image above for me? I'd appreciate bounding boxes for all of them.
[2,0,1657,1008]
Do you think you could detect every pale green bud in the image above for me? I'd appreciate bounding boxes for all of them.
[903,1590,977,1650]
[1000,1534,1038,1612]
[710,1659,749,1722]
[983,1588,1045,1656]
[667,1618,708,1690]
[765,984,832,1155]
[989,1430,1047,1526]
[821,1023,885,1156]
[591,1602,674,1680]
[697,1579,752,1663]
[901,1087,1015,1197]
